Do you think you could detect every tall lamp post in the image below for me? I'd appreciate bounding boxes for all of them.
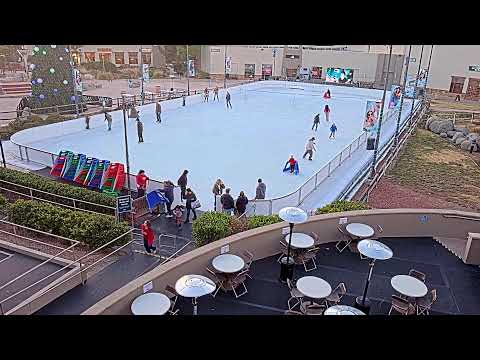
[0,137,6,167]
[224,45,227,89]
[140,45,144,105]
[68,45,80,118]
[424,45,434,99]
[186,45,190,96]
[278,207,308,282]
[368,45,392,180]
[409,45,424,125]
[393,45,412,148]
[121,97,132,197]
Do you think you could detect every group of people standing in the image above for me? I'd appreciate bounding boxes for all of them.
[212,178,267,216]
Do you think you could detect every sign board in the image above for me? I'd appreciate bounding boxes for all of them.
[117,195,132,214]
[282,227,290,235]
[419,215,429,224]
[142,64,149,82]
[220,245,230,254]
[469,65,480,72]
[339,217,348,225]
[211,48,221,53]
[143,281,153,293]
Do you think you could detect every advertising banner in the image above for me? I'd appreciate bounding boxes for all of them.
[388,84,402,109]
[363,100,382,137]
[188,59,195,77]
[326,67,354,84]
[262,64,272,77]
[73,68,82,92]
[417,69,427,88]
[142,64,149,82]
[311,66,322,79]
[225,56,232,74]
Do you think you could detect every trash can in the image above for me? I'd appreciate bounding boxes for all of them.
[366,137,375,150]
[279,256,295,283]
[354,296,371,315]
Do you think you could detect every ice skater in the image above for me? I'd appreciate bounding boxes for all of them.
[329,122,338,139]
[204,87,209,102]
[173,205,184,229]
[135,170,149,198]
[129,105,139,120]
[323,89,331,99]
[141,220,156,254]
[182,94,186,106]
[302,137,317,161]
[104,112,112,131]
[226,91,232,109]
[85,114,90,130]
[177,169,188,202]
[213,86,219,101]
[155,100,162,123]
[136,117,144,143]
[284,155,298,174]
[312,113,320,131]
[324,104,331,122]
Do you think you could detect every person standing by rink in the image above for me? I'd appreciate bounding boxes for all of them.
[312,113,320,131]
[324,104,331,122]
[136,170,149,198]
[155,100,162,123]
[162,180,175,217]
[235,191,249,216]
[302,137,317,161]
[177,170,188,202]
[136,117,144,143]
[226,91,232,109]
[184,188,198,223]
[85,114,91,130]
[329,122,338,139]
[141,220,156,254]
[212,178,225,209]
[255,178,266,200]
[220,188,235,215]
[213,86,219,101]
[104,111,112,131]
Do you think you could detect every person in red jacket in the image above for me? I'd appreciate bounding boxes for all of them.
[323,89,331,99]
[141,220,156,254]
[285,155,297,174]
[324,104,331,122]
[136,170,149,198]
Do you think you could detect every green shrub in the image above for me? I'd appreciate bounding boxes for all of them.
[196,70,210,79]
[0,113,66,140]
[315,200,370,215]
[192,211,231,247]
[247,214,282,230]
[0,167,115,211]
[7,200,130,248]
[97,71,115,80]
[83,61,118,73]
[0,193,8,216]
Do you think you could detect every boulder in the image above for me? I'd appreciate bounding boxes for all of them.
[447,131,456,138]
[466,132,479,141]
[454,127,470,136]
[440,132,448,138]
[455,136,466,145]
[425,116,440,130]
[428,120,442,134]
[438,119,454,133]
[452,132,465,143]
[460,140,472,151]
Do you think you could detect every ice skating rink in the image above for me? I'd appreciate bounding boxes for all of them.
[12,81,413,210]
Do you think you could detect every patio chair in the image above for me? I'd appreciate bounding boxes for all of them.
[301,246,319,272]
[373,224,384,239]
[301,302,325,315]
[409,269,427,283]
[388,294,416,315]
[277,241,290,263]
[335,225,352,253]
[284,310,304,315]
[310,231,321,246]
[286,278,304,310]
[416,289,437,315]
[230,269,249,298]
[164,284,178,313]
[205,266,228,298]
[325,282,347,307]
[242,250,254,279]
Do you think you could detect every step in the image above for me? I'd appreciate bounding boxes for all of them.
[435,236,467,260]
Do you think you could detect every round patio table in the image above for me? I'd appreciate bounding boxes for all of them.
[284,233,315,249]
[175,274,216,315]
[131,292,171,316]
[391,275,428,298]
[212,254,245,274]
[296,276,332,299]
[346,223,375,238]
[324,305,365,315]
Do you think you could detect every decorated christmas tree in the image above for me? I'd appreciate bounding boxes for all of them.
[29,45,81,112]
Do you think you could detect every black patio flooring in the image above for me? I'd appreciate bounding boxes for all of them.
[175,237,480,315]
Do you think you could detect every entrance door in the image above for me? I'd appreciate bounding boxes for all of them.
[449,76,465,94]
[465,77,480,101]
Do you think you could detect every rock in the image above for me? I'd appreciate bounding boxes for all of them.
[454,127,469,136]
[455,136,466,145]
[440,132,448,138]
[466,132,479,141]
[460,140,472,151]
[447,131,456,138]
[428,120,442,134]
[452,132,465,143]
[439,119,454,133]
[425,116,438,130]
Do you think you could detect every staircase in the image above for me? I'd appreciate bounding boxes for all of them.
[0,82,32,97]
[434,236,468,262]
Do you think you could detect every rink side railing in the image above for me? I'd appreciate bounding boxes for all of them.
[223,105,409,216]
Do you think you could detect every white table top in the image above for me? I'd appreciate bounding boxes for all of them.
[175,274,216,298]
[296,276,332,299]
[346,223,375,238]
[212,254,245,273]
[284,233,315,249]
[131,292,171,315]
[391,275,428,298]
[324,305,365,315]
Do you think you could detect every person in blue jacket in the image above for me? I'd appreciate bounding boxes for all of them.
[329,123,338,139]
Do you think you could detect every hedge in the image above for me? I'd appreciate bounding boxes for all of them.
[7,200,130,249]
[0,167,115,213]
[192,212,283,247]
[0,113,67,140]
[315,200,370,215]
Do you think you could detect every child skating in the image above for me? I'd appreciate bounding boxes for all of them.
[312,114,320,131]
[329,123,338,139]
[323,89,331,99]
[324,104,331,122]
[204,87,209,102]
[283,155,299,174]
[213,86,219,101]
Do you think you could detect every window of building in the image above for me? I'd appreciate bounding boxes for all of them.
[128,52,138,65]
[285,54,300,59]
[449,76,466,94]
[99,53,111,63]
[142,53,151,65]
[245,64,255,78]
[115,52,125,65]
[84,52,96,63]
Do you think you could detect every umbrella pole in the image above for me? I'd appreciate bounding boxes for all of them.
[193,297,198,315]
[361,259,375,306]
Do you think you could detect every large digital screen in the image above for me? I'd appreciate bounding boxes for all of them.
[326,68,354,84]
[311,66,322,79]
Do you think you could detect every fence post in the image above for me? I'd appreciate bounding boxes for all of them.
[314,173,318,188]
[29,188,33,200]
[73,199,77,210]
[25,148,29,162]
[298,188,302,204]
[19,146,23,161]
[327,162,331,176]
[348,143,352,157]
[269,201,272,215]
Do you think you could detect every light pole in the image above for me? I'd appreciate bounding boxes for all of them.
[424,45,434,99]
[409,45,424,125]
[139,45,144,105]
[186,45,190,96]
[69,45,80,117]
[0,138,6,167]
[368,45,392,180]
[273,48,276,79]
[121,97,132,196]
[224,45,227,89]
[393,45,412,148]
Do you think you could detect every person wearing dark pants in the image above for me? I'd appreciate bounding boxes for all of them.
[136,118,144,143]
[141,220,156,254]
[162,180,175,217]
[220,188,235,215]
[184,188,198,223]
[312,114,320,131]
[155,101,162,123]
[177,169,188,202]
[85,114,90,130]
[226,91,232,109]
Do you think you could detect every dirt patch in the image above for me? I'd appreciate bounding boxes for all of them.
[421,149,468,164]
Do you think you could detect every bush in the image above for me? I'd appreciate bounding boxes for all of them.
[247,215,282,230]
[0,167,115,211]
[0,193,8,216]
[192,212,231,247]
[0,113,65,140]
[97,71,115,80]
[83,61,118,74]
[196,70,210,79]
[315,200,370,215]
[7,200,130,248]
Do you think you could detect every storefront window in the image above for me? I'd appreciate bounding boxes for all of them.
[99,53,111,63]
[115,52,125,65]
[142,52,151,65]
[128,52,138,65]
[84,52,96,63]
[245,64,255,78]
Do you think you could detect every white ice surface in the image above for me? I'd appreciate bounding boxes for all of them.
[11,81,412,211]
